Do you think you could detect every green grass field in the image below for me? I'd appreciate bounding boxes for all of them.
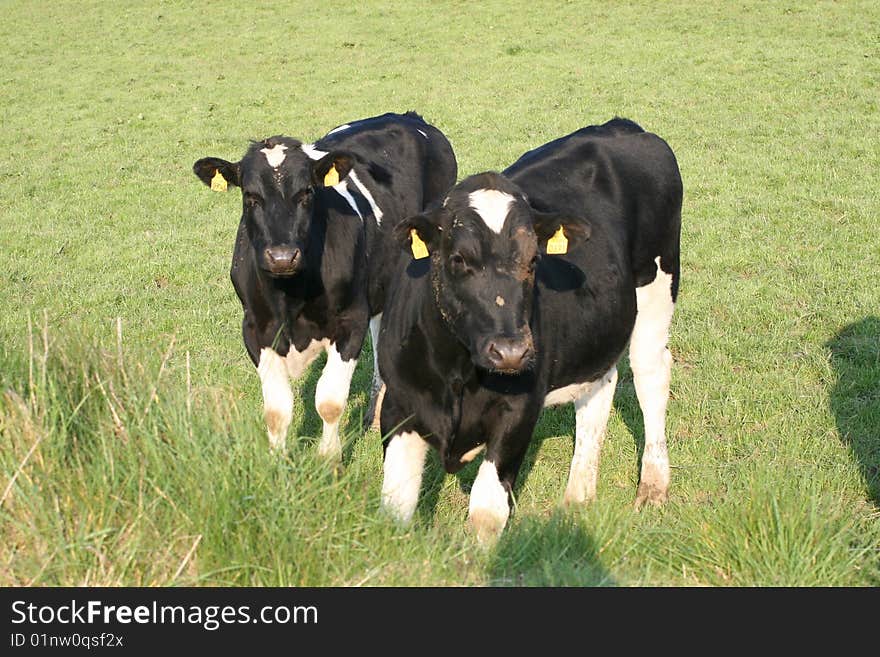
[1,1,878,586]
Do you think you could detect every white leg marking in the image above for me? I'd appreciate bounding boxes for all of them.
[381,431,429,523]
[368,314,385,429]
[564,366,618,505]
[630,256,675,508]
[468,189,514,234]
[258,348,294,452]
[314,343,357,460]
[347,170,384,224]
[284,339,327,379]
[460,444,486,464]
[261,144,288,168]
[468,460,510,544]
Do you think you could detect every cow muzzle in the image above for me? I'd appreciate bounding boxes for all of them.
[262,245,302,276]
[481,336,534,374]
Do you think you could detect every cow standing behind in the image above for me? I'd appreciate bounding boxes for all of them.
[193,112,457,458]
[377,118,682,541]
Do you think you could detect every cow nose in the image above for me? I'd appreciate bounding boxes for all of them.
[486,337,533,372]
[263,246,301,274]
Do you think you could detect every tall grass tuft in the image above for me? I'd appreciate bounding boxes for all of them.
[0,318,486,585]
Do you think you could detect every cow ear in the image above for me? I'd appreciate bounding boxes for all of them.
[393,208,445,260]
[312,151,355,188]
[532,211,591,255]
[193,157,240,189]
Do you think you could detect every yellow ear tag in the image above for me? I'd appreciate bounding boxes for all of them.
[324,165,340,187]
[210,169,227,192]
[546,225,568,255]
[410,229,429,259]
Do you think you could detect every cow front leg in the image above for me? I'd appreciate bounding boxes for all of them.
[467,459,512,545]
[468,421,536,544]
[467,416,537,544]
[314,343,357,461]
[381,431,429,523]
[258,341,325,453]
[564,365,618,505]
[258,348,294,453]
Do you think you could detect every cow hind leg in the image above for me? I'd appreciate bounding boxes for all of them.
[630,256,675,508]
[364,313,386,432]
[381,431,429,523]
[314,343,357,461]
[258,347,294,453]
[564,365,618,505]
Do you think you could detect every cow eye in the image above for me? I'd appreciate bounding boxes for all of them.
[244,193,263,208]
[528,255,539,272]
[295,188,313,206]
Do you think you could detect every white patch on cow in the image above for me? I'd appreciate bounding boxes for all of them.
[417,129,428,139]
[468,189,514,234]
[284,339,327,379]
[468,460,510,543]
[381,431,429,523]
[301,143,328,161]
[348,170,384,225]
[459,443,485,464]
[326,123,351,135]
[495,295,505,307]
[544,381,593,407]
[564,366,618,505]
[261,144,288,168]
[630,256,675,508]
[301,143,367,222]
[258,348,294,452]
[314,343,358,461]
[332,180,364,220]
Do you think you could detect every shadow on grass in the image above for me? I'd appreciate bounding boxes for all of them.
[414,453,617,585]
[488,512,615,586]
[826,316,880,505]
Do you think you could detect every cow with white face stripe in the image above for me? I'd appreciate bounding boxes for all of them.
[377,118,682,542]
[193,112,457,458]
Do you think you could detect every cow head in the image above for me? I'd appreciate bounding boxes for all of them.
[193,137,355,277]
[394,172,590,374]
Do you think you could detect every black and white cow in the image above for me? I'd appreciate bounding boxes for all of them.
[193,112,457,458]
[377,118,682,541]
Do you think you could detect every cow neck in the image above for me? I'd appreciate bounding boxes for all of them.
[418,271,474,385]
[404,277,469,440]
[252,255,313,323]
